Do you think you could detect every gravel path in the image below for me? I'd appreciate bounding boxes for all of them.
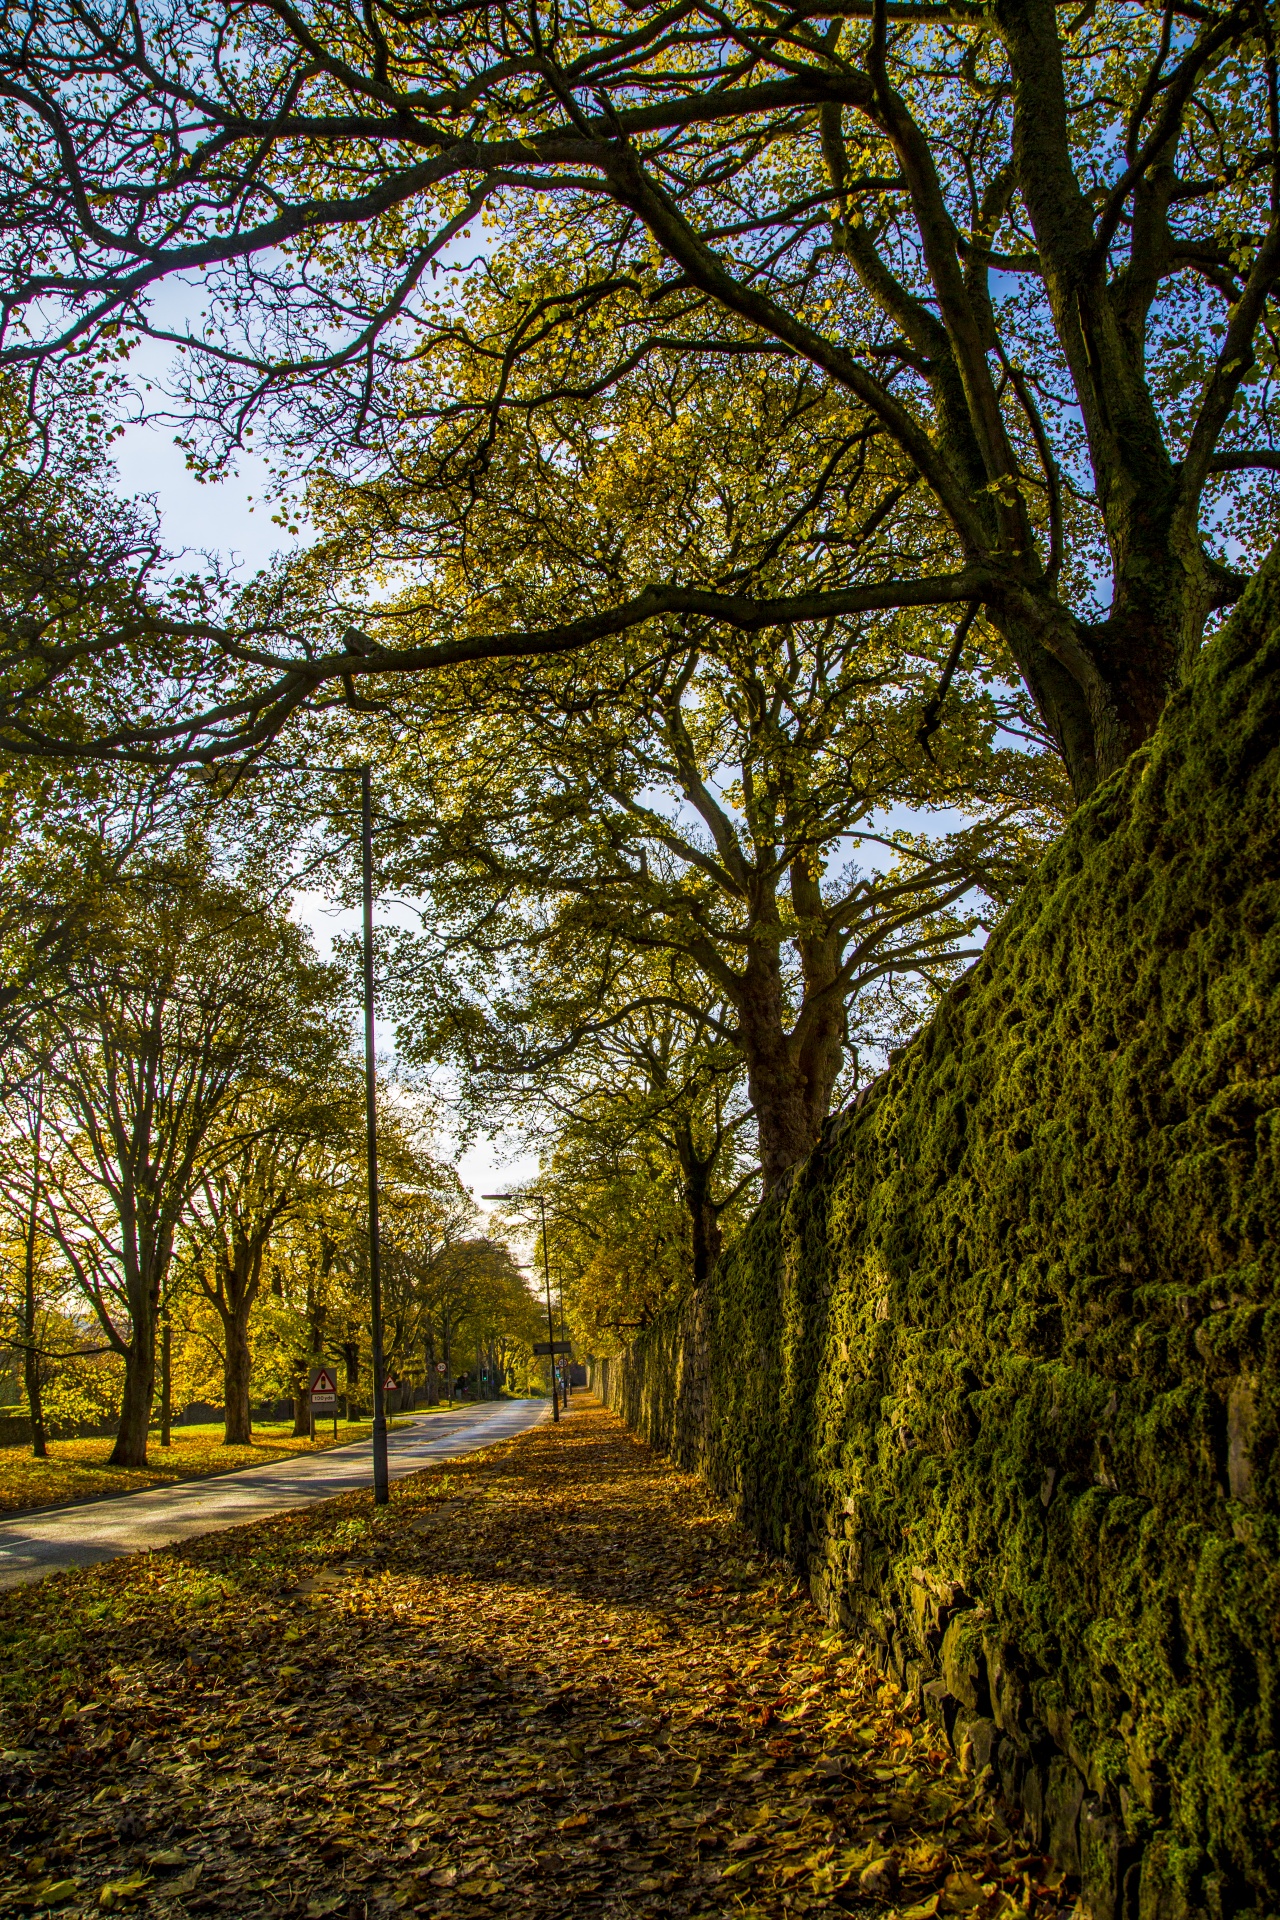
[0,1398,546,1588]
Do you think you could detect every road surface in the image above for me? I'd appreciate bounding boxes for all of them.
[0,1398,546,1590]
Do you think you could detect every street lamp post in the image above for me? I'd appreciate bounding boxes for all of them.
[553,1222,573,1405]
[483,1189,560,1423]
[197,754,389,1503]
[538,1195,561,1420]
[361,766,389,1505]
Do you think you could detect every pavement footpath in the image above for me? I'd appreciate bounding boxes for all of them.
[0,1396,1068,1920]
[0,1397,546,1589]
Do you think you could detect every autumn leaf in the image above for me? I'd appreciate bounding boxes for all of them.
[0,1401,1074,1920]
[97,1872,153,1909]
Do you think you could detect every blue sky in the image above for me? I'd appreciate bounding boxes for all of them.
[111,403,537,1213]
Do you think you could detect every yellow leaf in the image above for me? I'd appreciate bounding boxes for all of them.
[940,1870,984,1912]
[98,1873,153,1910]
[472,1801,503,1817]
[558,1811,591,1830]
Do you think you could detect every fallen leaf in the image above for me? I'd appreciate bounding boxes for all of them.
[940,1870,986,1911]
[0,1402,1074,1920]
[23,1880,78,1908]
[860,1852,900,1897]
[98,1872,153,1910]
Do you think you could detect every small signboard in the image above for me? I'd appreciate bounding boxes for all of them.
[436,1362,447,1374]
[309,1366,339,1411]
[383,1374,398,1392]
[533,1341,572,1356]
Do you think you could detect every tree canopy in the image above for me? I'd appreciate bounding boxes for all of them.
[0,0,1276,794]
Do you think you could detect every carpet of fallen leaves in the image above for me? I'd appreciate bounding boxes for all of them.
[0,1420,435,1518]
[0,1397,1074,1920]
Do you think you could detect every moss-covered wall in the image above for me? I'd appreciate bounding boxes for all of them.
[594,554,1280,1920]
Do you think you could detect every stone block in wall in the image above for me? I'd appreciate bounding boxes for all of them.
[997,1739,1030,1812]
[1021,1760,1048,1852]
[985,1636,1033,1753]
[1046,1754,1086,1876]
[1078,1795,1133,1920]
[920,1678,955,1739]
[956,1715,1001,1777]
[940,1615,990,1717]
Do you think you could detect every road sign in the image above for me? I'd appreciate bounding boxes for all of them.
[533,1341,572,1356]
[435,1362,446,1374]
[383,1373,398,1392]
[309,1366,339,1410]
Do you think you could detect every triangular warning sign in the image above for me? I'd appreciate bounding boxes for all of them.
[310,1367,338,1393]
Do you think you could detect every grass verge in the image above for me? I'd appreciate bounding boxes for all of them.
[0,1414,445,1518]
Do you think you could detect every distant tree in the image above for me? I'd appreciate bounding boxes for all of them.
[377,622,1040,1185]
[37,846,329,1468]
[183,1004,355,1446]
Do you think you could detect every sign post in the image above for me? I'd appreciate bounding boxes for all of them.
[310,1365,339,1442]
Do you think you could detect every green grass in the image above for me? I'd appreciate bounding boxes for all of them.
[0,1410,439,1517]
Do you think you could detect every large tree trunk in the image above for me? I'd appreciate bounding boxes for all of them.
[109,1227,168,1469]
[160,1314,172,1448]
[205,1234,266,1445]
[674,1124,722,1284]
[737,930,846,1190]
[986,0,1234,803]
[222,1300,254,1445]
[110,1336,157,1469]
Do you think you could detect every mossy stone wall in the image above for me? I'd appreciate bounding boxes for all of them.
[594,555,1280,1920]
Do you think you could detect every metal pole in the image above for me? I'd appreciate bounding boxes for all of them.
[558,1284,571,1403]
[539,1195,560,1423]
[362,765,389,1505]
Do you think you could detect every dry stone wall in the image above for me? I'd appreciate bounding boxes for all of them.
[593,551,1280,1920]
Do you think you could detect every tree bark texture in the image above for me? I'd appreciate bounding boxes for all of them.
[737,911,848,1190]
[160,1315,172,1448]
[108,1221,171,1470]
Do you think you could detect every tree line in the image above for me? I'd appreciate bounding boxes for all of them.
[0,769,546,1468]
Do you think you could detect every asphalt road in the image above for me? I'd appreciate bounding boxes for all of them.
[0,1398,547,1590]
